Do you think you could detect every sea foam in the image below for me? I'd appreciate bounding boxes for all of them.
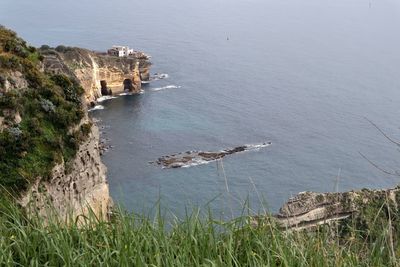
[151,85,181,92]
[88,105,105,112]
[96,96,117,102]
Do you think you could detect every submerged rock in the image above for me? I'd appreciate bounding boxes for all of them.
[155,142,271,169]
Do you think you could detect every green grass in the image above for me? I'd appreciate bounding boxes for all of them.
[0,196,399,266]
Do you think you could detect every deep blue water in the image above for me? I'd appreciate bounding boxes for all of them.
[2,0,400,217]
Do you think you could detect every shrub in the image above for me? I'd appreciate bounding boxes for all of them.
[55,45,67,53]
[39,44,51,50]
[4,39,29,58]
[0,91,19,110]
[27,45,36,53]
[7,127,22,139]
[50,74,72,88]
[50,74,83,105]
[0,55,22,70]
[27,117,42,135]
[40,98,56,113]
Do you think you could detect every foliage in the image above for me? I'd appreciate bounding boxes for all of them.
[50,74,84,104]
[55,45,75,53]
[0,26,87,191]
[39,44,51,50]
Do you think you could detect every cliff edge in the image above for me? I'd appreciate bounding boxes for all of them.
[40,46,151,104]
[0,26,112,221]
[19,115,112,221]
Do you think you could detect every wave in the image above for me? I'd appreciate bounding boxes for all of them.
[88,105,105,112]
[180,158,217,168]
[96,96,117,102]
[118,92,131,96]
[244,142,271,151]
[151,85,181,92]
[119,90,145,95]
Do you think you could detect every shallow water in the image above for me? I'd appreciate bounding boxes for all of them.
[2,0,400,217]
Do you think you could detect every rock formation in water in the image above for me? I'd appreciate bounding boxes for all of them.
[40,46,151,104]
[155,142,271,168]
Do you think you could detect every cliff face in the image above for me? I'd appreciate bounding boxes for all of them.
[41,47,151,104]
[19,116,112,222]
[0,27,113,222]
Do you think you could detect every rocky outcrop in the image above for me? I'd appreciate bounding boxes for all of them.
[19,117,112,222]
[0,110,21,131]
[0,70,27,131]
[270,187,400,230]
[0,71,28,93]
[41,47,151,104]
[154,143,271,168]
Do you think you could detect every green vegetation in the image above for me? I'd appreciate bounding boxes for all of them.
[0,26,87,191]
[0,195,399,266]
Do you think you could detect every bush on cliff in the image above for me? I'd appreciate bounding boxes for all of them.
[0,26,86,191]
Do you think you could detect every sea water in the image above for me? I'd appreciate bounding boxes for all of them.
[2,0,400,217]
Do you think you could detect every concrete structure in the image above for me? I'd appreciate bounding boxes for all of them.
[107,45,134,57]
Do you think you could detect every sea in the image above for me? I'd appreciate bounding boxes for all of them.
[2,0,400,218]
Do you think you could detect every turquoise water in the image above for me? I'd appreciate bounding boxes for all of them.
[2,0,400,217]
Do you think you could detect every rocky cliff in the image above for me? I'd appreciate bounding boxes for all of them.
[19,115,112,222]
[269,187,400,231]
[0,26,112,222]
[40,47,151,104]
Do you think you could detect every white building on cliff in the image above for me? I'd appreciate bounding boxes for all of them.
[107,45,134,57]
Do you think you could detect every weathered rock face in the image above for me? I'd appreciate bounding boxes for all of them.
[272,187,399,230]
[19,117,112,222]
[0,71,28,93]
[41,48,151,104]
[0,70,27,131]
[0,110,21,131]
[0,27,114,224]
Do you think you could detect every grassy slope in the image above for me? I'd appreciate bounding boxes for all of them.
[0,196,399,266]
[0,26,89,191]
